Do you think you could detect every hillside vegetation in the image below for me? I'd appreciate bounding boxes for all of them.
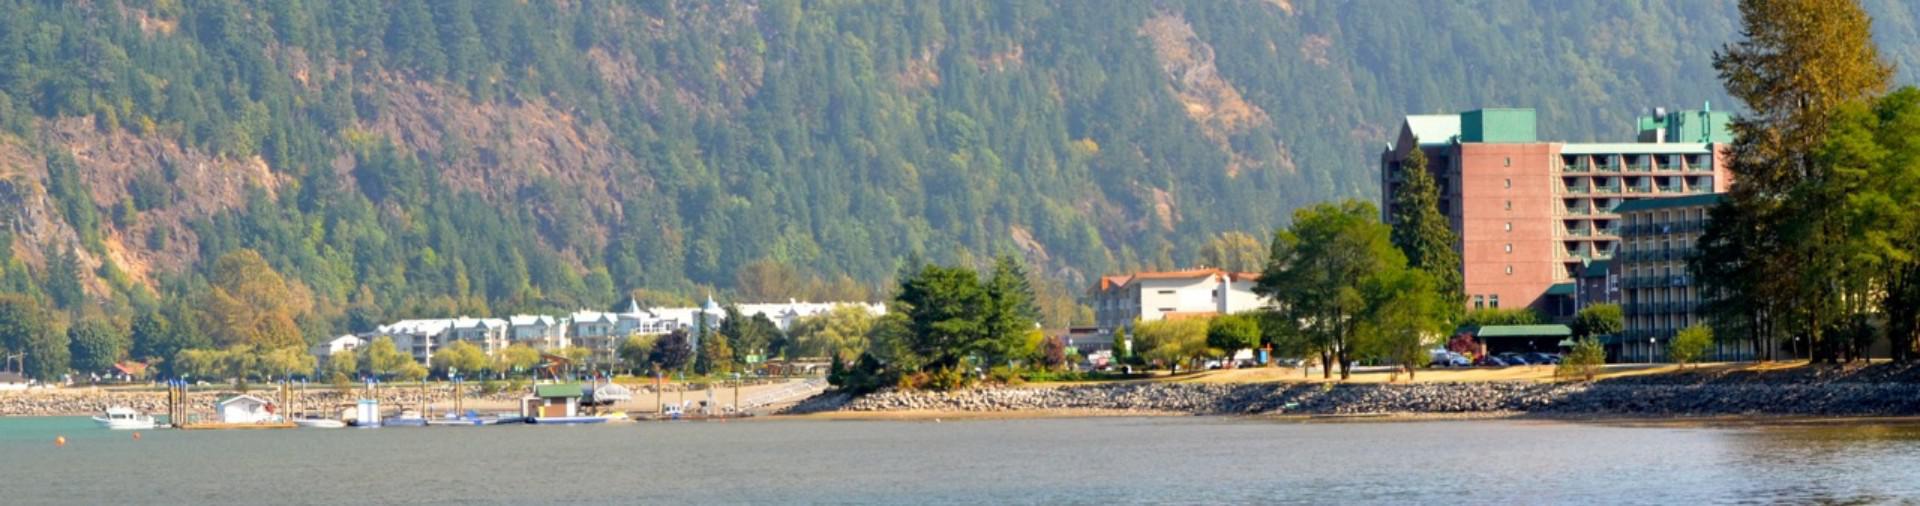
[1,0,1919,343]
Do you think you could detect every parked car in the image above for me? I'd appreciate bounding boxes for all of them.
[1428,351,1470,368]
[1497,353,1531,366]
[1525,352,1561,365]
[1474,355,1508,367]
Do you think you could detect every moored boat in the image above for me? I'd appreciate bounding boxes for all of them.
[93,407,157,430]
[383,409,428,427]
[292,417,346,429]
[529,415,608,425]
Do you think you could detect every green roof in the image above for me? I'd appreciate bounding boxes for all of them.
[534,383,584,398]
[1460,108,1537,143]
[1612,193,1724,214]
[1475,324,1573,338]
[1545,283,1577,296]
[1582,260,1612,278]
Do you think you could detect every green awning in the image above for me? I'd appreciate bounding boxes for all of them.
[1545,283,1577,296]
[534,383,584,398]
[1475,324,1573,338]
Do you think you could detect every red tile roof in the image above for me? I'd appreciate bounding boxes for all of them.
[1090,268,1261,293]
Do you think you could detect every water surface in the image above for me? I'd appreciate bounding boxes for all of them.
[2,416,1917,504]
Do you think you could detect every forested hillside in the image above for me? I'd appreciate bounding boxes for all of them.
[0,0,1917,344]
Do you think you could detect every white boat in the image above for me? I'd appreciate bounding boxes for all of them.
[529,416,607,425]
[292,417,346,429]
[93,407,157,430]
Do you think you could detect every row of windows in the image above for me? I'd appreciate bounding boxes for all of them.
[1471,294,1502,309]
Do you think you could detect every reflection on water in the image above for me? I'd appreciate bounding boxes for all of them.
[3,416,1920,504]
[1720,424,1920,505]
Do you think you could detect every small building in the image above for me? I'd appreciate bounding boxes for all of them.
[0,372,28,391]
[521,383,584,419]
[217,394,277,424]
[1473,324,1573,355]
[311,335,366,361]
[1086,268,1266,336]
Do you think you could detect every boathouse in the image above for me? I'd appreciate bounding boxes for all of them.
[217,394,278,424]
[521,383,584,418]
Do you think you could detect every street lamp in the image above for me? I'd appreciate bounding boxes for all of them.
[1648,337,1656,364]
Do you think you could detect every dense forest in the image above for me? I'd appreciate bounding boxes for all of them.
[1,0,1918,357]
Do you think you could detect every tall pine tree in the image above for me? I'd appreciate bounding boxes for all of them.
[1388,145,1464,316]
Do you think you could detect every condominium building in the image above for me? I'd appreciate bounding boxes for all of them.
[1086,268,1264,335]
[1381,105,1733,316]
[1612,193,1751,362]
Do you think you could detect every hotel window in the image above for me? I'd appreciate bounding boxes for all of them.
[1504,178,1512,188]
[1474,295,1485,309]
[1505,222,1513,232]
[1490,295,1501,308]
[1505,200,1512,210]
[1505,157,1512,167]
[1505,243,1512,253]
[1505,265,1514,275]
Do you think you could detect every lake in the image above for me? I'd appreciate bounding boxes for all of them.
[3,416,1919,504]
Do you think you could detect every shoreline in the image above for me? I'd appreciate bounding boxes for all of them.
[774,407,1920,428]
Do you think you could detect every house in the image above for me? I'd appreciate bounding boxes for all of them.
[509,315,568,350]
[447,317,510,355]
[1086,268,1266,335]
[311,335,366,361]
[217,394,278,424]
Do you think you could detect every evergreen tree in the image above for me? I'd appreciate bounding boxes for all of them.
[695,329,733,375]
[982,255,1039,364]
[0,296,65,380]
[1388,145,1464,314]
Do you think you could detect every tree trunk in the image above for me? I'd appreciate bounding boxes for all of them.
[1319,350,1332,380]
[1337,348,1351,381]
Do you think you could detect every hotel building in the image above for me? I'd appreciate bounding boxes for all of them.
[1381,106,1733,316]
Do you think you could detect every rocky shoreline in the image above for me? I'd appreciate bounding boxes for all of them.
[784,380,1920,418]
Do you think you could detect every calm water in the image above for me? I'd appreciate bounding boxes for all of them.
[2,416,1919,504]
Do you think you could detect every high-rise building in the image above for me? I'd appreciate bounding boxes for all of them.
[1381,106,1733,316]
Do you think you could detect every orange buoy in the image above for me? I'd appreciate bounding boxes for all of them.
[132,432,142,440]
[54,436,66,447]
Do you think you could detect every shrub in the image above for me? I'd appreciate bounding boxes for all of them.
[1556,338,1606,381]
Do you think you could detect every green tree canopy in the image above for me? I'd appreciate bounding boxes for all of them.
[1570,304,1624,340]
[1254,199,1413,380]
[67,320,128,375]
[789,305,876,362]
[1204,314,1260,358]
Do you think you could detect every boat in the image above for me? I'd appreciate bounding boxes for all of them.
[383,409,428,427]
[292,417,346,429]
[426,411,527,426]
[529,415,608,425]
[93,407,157,430]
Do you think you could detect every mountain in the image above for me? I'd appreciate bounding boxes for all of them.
[1,0,1918,334]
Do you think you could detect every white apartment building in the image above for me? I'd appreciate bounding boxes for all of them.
[509,315,568,350]
[1087,268,1266,335]
[447,317,510,355]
